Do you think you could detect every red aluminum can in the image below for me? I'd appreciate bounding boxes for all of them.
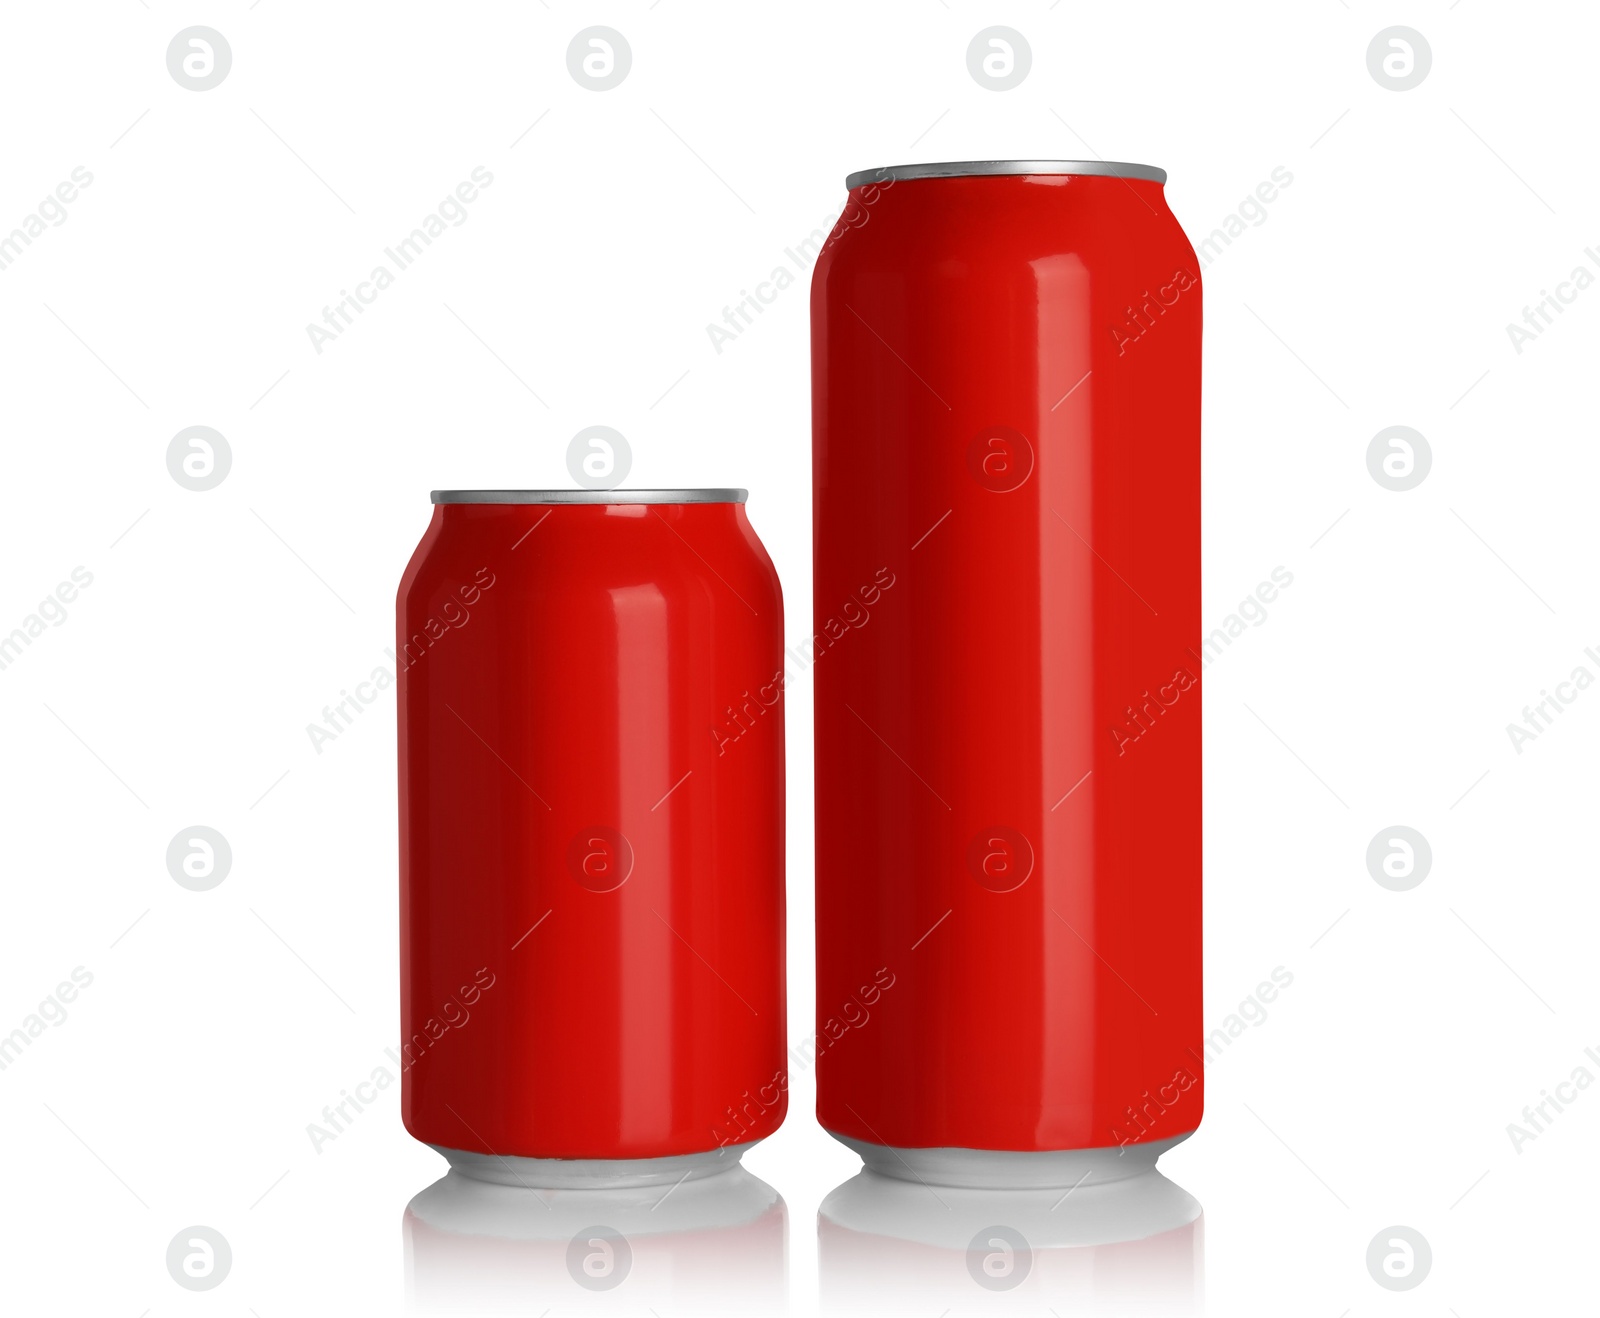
[397,490,786,1185]
[811,161,1203,1185]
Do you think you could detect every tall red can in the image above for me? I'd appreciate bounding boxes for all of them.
[811,161,1203,1186]
[397,490,786,1186]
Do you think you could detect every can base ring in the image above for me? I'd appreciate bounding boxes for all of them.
[828,1131,1192,1189]
[429,1140,761,1190]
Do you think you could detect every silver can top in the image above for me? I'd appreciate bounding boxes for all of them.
[431,489,748,505]
[845,159,1166,189]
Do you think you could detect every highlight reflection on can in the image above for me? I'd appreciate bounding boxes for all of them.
[397,489,786,1186]
[811,161,1203,1185]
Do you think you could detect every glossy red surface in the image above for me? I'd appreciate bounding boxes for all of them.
[398,499,786,1159]
[811,172,1203,1152]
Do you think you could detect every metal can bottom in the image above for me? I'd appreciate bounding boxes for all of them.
[827,1131,1192,1190]
[430,1140,761,1190]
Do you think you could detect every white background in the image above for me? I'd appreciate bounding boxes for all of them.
[1,2,1595,1314]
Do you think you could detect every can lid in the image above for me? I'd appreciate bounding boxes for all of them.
[431,489,748,505]
[845,159,1166,189]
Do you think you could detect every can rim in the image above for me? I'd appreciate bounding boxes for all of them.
[845,159,1167,189]
[431,489,748,505]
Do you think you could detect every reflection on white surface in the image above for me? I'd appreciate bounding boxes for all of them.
[818,1166,1203,1315]
[404,1164,787,1316]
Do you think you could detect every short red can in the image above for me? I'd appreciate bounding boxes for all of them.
[811,161,1204,1186]
[397,490,786,1186]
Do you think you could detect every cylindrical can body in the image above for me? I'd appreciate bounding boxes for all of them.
[398,492,786,1170]
[811,165,1202,1168]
